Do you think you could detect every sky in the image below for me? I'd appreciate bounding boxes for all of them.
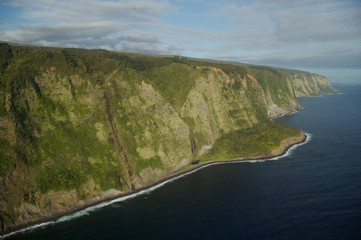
[1,0,361,83]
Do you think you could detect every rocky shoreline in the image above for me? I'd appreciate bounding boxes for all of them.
[1,132,307,238]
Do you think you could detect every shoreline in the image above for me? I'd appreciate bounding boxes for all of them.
[1,132,308,239]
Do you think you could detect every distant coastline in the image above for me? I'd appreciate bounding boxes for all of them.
[331,83,361,87]
[1,131,308,239]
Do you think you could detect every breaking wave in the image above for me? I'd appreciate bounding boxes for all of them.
[2,133,311,239]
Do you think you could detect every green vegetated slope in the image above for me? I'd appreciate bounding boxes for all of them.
[0,43,333,232]
[278,68,335,96]
[200,122,301,161]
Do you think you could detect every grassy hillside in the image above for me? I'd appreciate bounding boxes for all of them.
[0,43,332,232]
[201,122,301,161]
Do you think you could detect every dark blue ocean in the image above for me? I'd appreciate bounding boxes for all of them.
[6,86,361,240]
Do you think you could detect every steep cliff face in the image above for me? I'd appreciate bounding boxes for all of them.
[0,43,332,232]
[278,68,335,96]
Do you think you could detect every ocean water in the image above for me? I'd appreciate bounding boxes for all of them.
[6,86,361,240]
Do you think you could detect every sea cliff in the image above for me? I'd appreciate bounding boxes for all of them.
[278,68,335,96]
[0,43,334,234]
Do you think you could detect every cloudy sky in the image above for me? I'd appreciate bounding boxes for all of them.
[1,0,361,83]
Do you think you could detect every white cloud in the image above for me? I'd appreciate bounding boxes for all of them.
[0,21,131,42]
[115,38,182,55]
[0,0,182,55]
[272,2,361,43]
[215,42,361,70]
[5,0,171,22]
[181,0,361,82]
[1,0,360,81]
[214,0,361,49]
